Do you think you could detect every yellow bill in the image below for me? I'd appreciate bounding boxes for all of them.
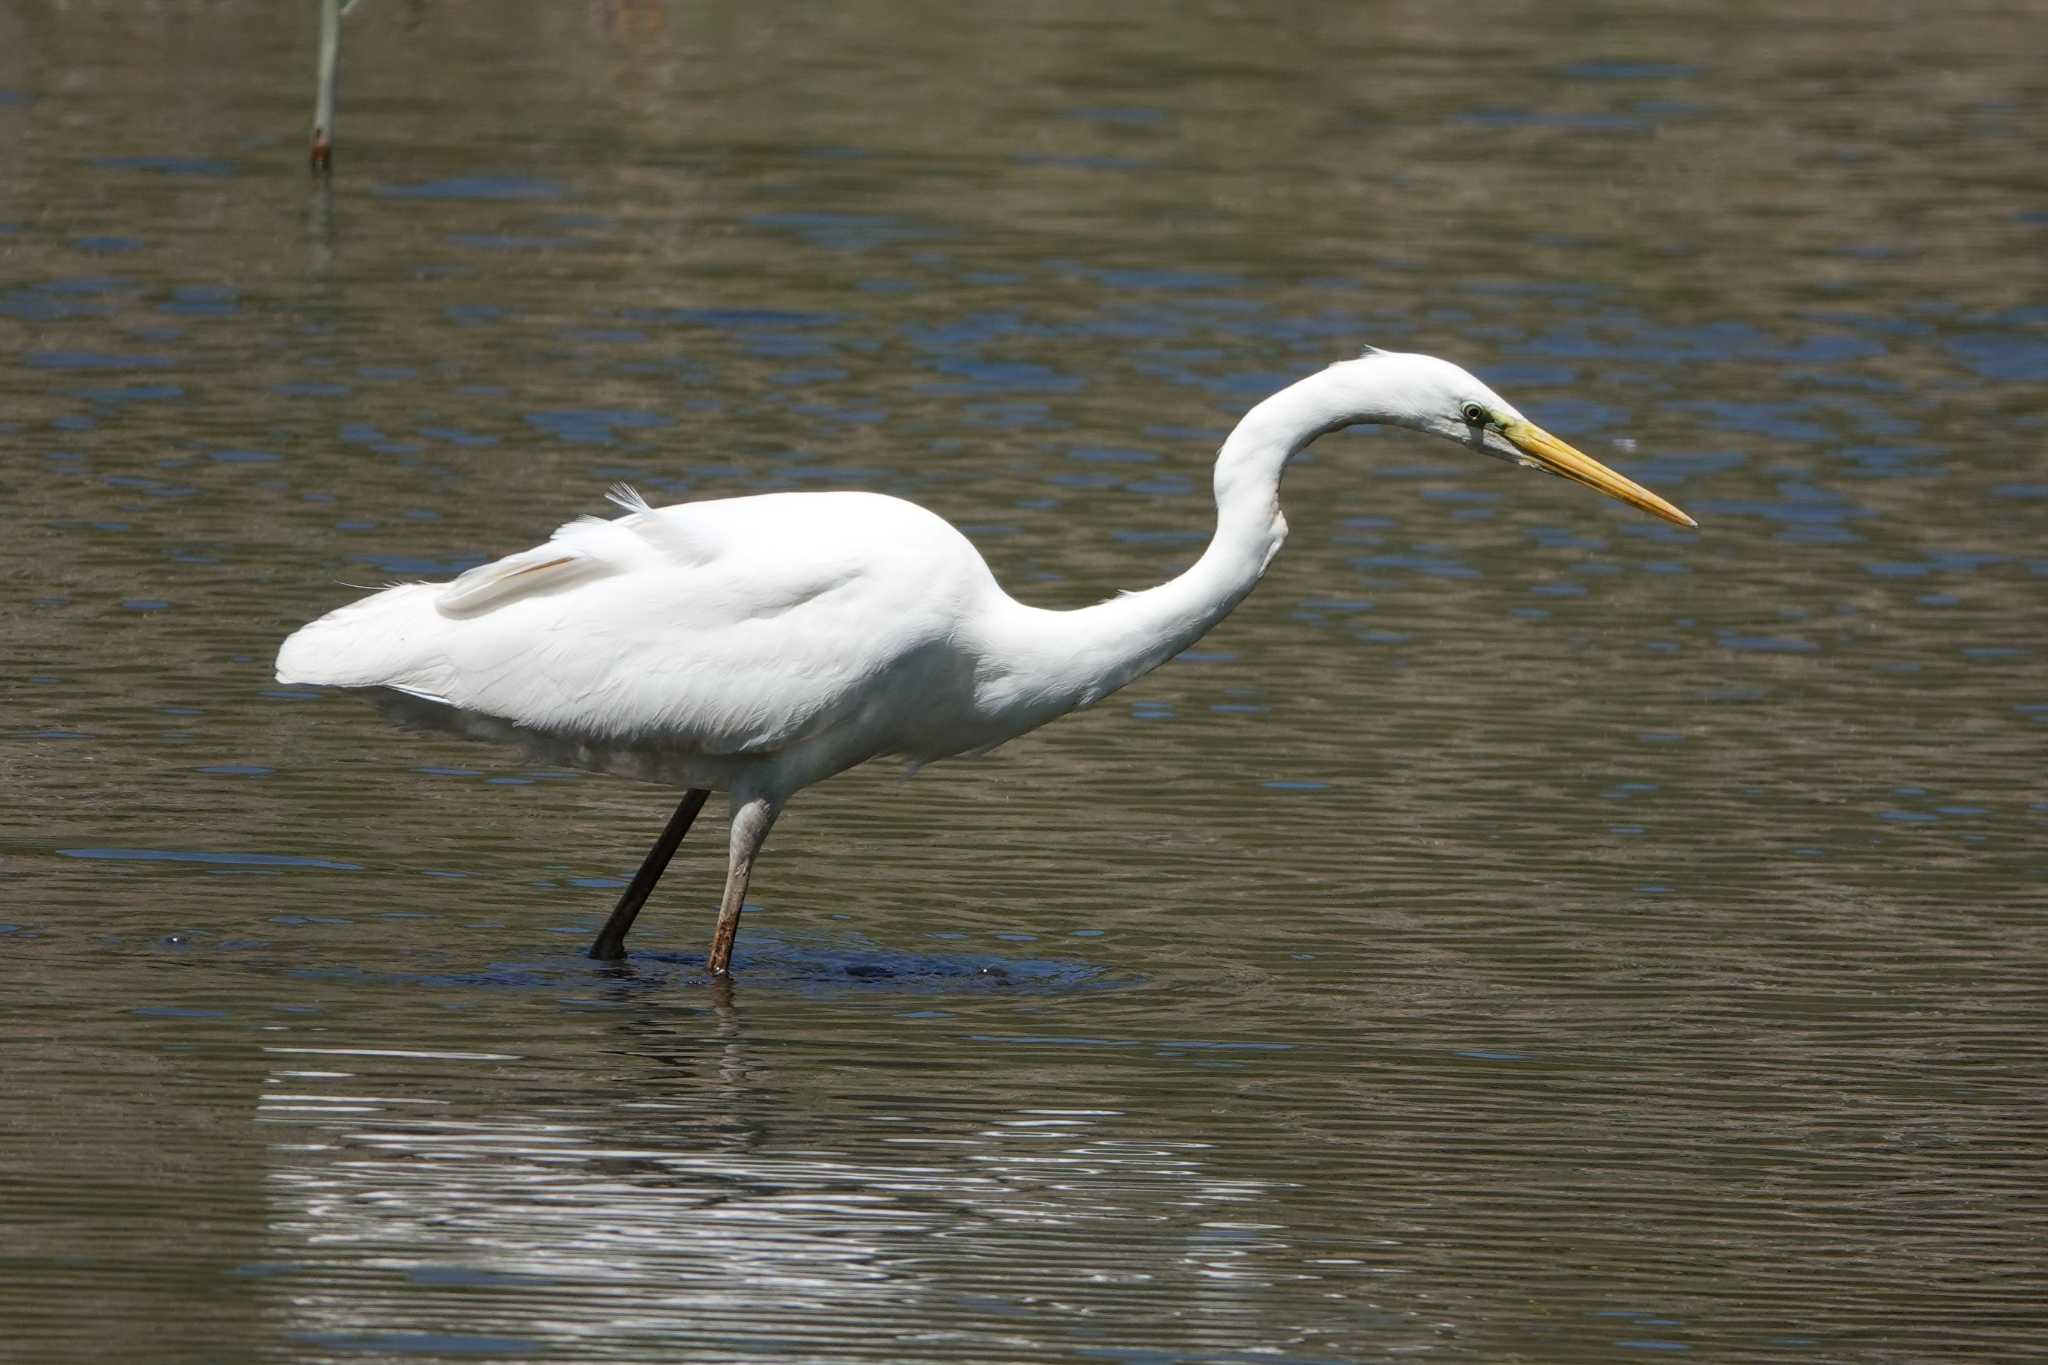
[1502,420,1697,528]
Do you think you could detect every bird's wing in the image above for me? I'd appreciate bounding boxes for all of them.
[280,489,969,758]
[434,484,712,615]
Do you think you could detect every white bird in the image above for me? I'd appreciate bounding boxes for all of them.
[276,348,1695,974]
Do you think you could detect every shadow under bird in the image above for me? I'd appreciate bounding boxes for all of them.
[276,349,1696,975]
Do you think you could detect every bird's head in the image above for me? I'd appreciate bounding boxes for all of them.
[1331,348,1696,528]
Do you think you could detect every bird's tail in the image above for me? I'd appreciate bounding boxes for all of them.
[275,582,457,702]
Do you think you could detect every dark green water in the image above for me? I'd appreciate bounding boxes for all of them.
[3,3,2045,1360]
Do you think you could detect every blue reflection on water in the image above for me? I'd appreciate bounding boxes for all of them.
[60,848,361,871]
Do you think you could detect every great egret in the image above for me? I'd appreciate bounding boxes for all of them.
[276,349,1694,973]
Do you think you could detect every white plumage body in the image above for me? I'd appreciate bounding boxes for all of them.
[276,486,1175,802]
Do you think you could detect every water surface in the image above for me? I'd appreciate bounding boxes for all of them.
[3,3,2045,1360]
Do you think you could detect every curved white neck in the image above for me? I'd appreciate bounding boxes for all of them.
[988,366,1371,715]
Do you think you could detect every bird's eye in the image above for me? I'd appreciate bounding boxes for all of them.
[1461,402,1488,426]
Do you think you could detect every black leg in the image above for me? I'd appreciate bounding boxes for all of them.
[588,788,711,960]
